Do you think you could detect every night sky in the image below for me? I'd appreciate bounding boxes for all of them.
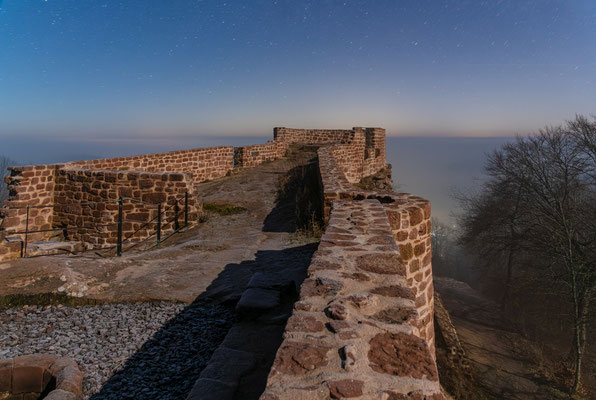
[1,0,595,139]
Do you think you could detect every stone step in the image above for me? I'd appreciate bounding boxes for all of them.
[235,288,281,316]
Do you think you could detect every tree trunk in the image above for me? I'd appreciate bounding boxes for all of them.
[572,297,590,394]
[501,247,514,311]
[501,186,521,312]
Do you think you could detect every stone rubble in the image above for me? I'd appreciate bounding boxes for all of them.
[0,301,233,399]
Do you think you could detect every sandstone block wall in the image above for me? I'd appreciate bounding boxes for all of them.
[273,127,355,144]
[233,140,288,168]
[1,126,389,260]
[363,127,386,177]
[0,147,230,258]
[317,142,436,352]
[66,146,234,182]
[261,127,438,399]
[53,168,198,248]
[1,164,59,242]
[261,200,442,400]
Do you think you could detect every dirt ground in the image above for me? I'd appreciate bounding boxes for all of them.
[0,151,317,304]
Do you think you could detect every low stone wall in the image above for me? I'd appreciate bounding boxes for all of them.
[273,127,356,144]
[0,147,229,259]
[1,164,59,242]
[0,230,22,260]
[260,128,438,399]
[317,142,436,352]
[261,200,442,399]
[66,146,234,182]
[53,168,198,248]
[234,140,288,168]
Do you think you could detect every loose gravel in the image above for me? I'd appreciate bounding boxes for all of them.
[0,301,234,399]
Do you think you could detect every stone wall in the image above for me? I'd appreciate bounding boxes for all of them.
[66,146,234,182]
[273,127,355,144]
[1,164,59,242]
[260,129,439,399]
[261,200,442,400]
[234,140,288,168]
[0,147,232,259]
[0,126,388,260]
[53,168,198,248]
[317,141,436,352]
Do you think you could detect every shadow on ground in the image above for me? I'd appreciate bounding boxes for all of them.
[89,243,316,400]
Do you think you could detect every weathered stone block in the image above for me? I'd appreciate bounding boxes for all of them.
[356,253,405,275]
[272,342,330,375]
[0,360,12,392]
[327,379,364,399]
[368,332,438,380]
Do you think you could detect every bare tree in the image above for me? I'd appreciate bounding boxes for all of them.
[458,115,596,394]
[457,179,528,309]
[0,155,16,205]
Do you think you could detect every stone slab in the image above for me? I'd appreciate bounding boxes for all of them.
[236,288,280,314]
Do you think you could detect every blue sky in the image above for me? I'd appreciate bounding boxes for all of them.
[1,0,595,138]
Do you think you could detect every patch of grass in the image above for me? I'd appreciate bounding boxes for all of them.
[0,293,105,309]
[202,203,247,216]
[182,243,231,252]
[289,212,324,244]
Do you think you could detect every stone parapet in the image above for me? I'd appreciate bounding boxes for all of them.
[65,146,234,182]
[273,127,356,144]
[234,140,288,167]
[261,200,442,400]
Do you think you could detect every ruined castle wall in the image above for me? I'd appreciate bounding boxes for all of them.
[384,196,435,353]
[261,130,439,399]
[52,168,198,248]
[0,146,230,259]
[0,164,62,259]
[363,127,386,177]
[1,163,202,259]
[233,140,288,168]
[317,143,436,351]
[329,131,367,183]
[261,200,442,400]
[1,126,441,398]
[273,127,355,144]
[0,164,60,243]
[66,146,234,182]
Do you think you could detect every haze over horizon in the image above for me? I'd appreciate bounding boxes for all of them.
[1,0,595,139]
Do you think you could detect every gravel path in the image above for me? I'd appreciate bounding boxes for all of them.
[0,301,234,399]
